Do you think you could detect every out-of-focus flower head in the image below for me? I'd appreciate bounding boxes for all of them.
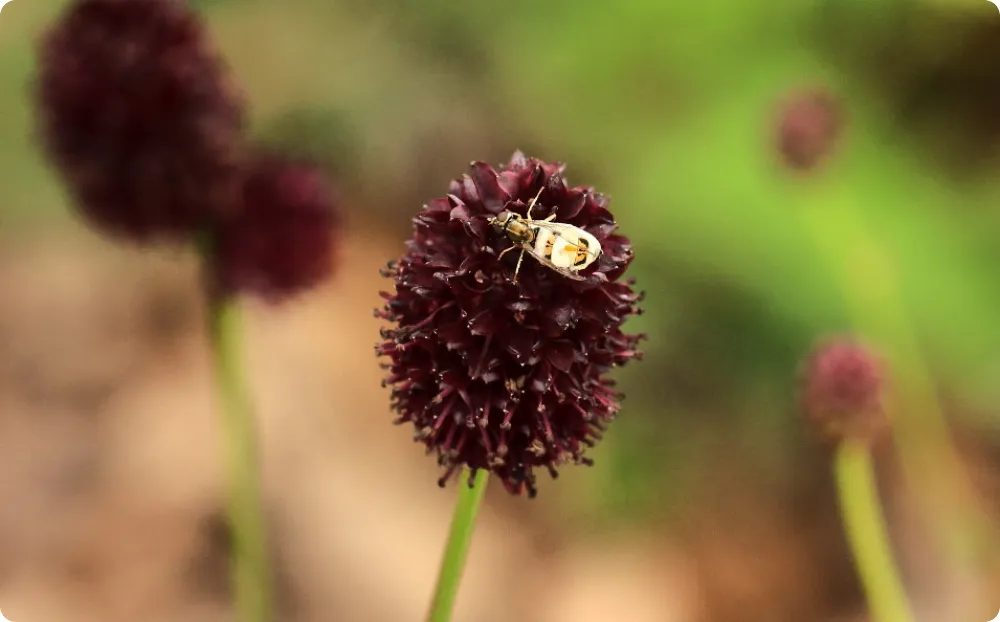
[376,151,645,497]
[35,0,246,241]
[775,88,843,173]
[800,336,887,444]
[212,151,340,301]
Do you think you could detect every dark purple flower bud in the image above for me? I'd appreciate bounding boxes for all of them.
[775,88,843,172]
[212,151,340,301]
[376,152,645,497]
[800,337,887,443]
[35,0,246,241]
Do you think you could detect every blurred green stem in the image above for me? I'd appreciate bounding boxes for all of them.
[203,235,273,622]
[797,187,991,567]
[427,468,490,622]
[834,439,914,622]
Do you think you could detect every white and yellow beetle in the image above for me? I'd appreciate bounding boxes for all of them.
[489,184,602,283]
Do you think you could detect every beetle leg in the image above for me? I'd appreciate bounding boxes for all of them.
[512,249,527,283]
[525,183,545,220]
[497,244,519,261]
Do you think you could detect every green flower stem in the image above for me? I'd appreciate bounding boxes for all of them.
[204,251,273,622]
[427,468,490,622]
[795,183,994,566]
[834,439,914,622]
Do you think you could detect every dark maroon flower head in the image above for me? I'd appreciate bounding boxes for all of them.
[376,151,645,497]
[775,88,843,172]
[212,151,340,301]
[35,0,246,241]
[800,337,887,443]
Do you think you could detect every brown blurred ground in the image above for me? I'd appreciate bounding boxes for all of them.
[0,225,697,622]
[0,224,997,622]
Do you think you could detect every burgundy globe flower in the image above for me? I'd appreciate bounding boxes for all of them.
[35,0,246,241]
[775,88,843,172]
[800,337,887,443]
[376,152,645,497]
[212,152,340,301]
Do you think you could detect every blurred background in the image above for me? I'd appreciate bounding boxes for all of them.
[2,0,1000,620]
